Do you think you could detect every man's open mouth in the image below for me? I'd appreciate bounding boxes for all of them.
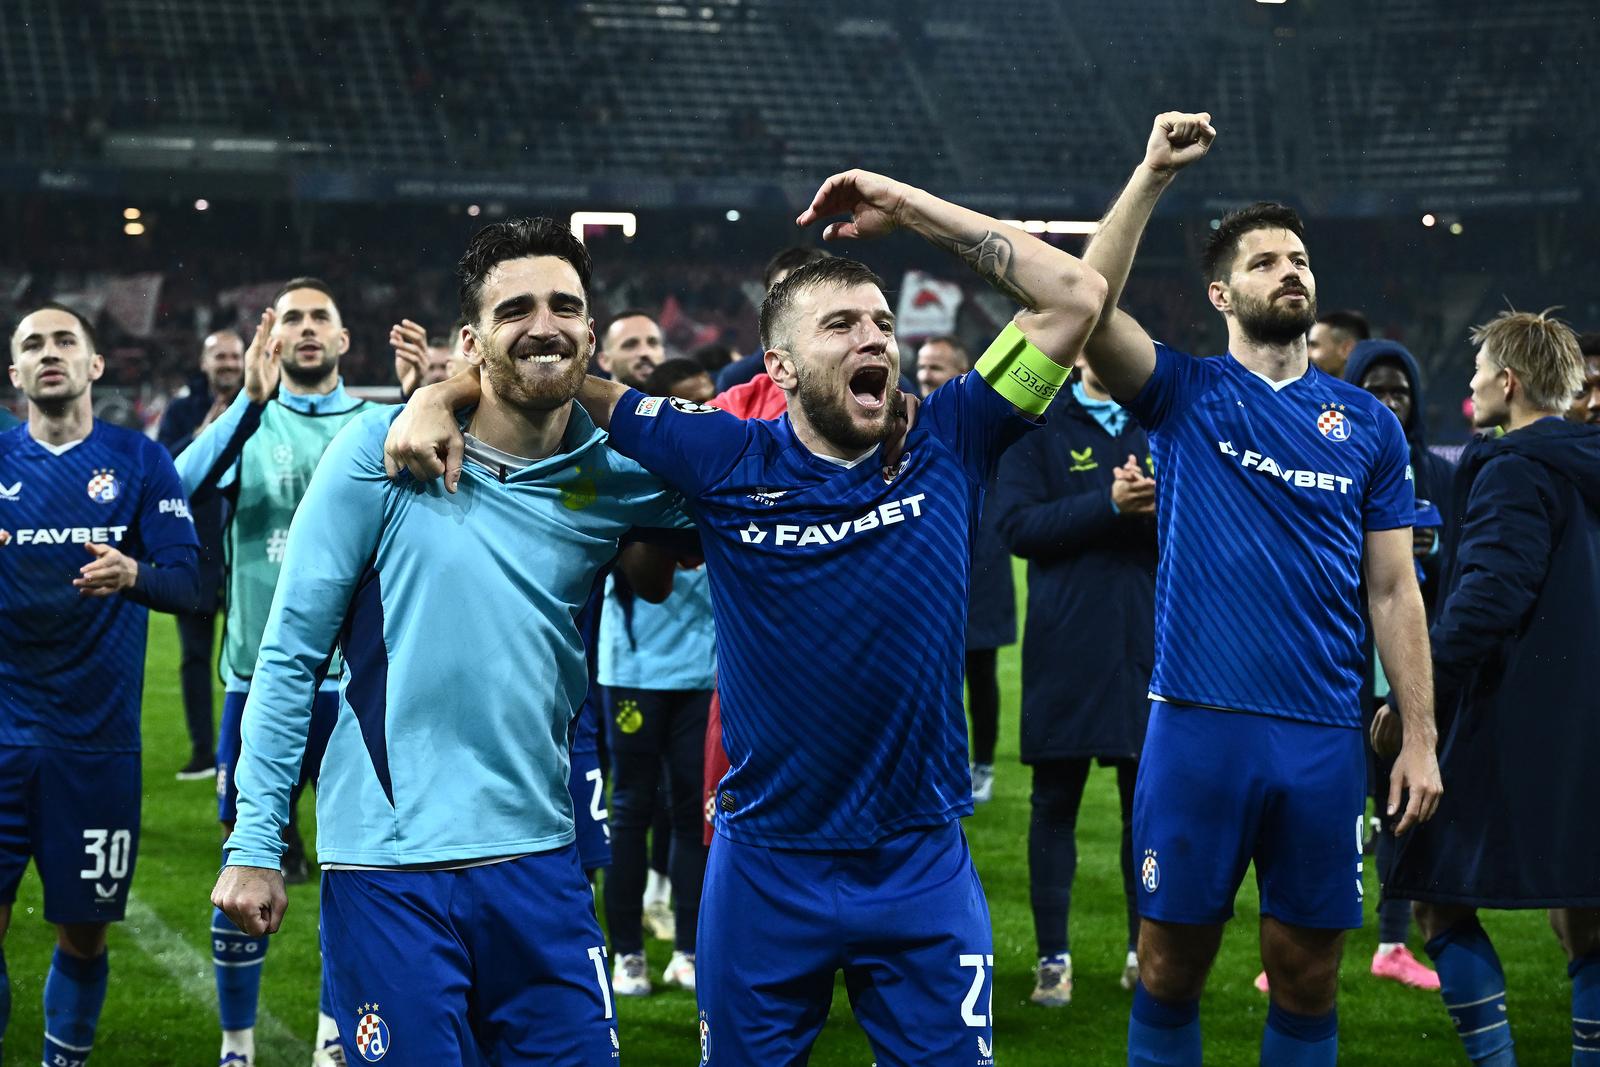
[849,365,889,411]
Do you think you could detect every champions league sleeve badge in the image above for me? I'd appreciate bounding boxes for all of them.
[86,468,121,503]
[353,1003,391,1061]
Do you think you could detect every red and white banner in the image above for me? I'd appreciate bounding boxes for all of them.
[895,271,963,340]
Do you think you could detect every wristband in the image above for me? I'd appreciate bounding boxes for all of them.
[974,323,1069,415]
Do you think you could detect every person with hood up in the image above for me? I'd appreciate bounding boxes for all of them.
[1340,338,1458,989]
[1379,309,1600,1067]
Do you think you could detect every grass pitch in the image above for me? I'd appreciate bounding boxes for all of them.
[1,585,1572,1064]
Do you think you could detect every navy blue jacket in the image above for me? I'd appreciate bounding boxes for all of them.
[158,376,227,613]
[992,390,1156,762]
[1389,417,1600,906]
[1344,340,1458,616]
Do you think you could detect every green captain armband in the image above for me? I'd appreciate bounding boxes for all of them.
[973,323,1069,416]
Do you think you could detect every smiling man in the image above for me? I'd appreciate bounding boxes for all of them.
[212,218,691,1065]
[387,169,1107,1065]
[176,278,371,1066]
[597,310,667,390]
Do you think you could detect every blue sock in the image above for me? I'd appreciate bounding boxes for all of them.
[212,906,269,1030]
[1260,1003,1337,1066]
[1571,952,1600,1066]
[1128,983,1201,1066]
[1,947,10,1062]
[43,947,108,1066]
[1425,920,1517,1066]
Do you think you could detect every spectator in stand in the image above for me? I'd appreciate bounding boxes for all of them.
[916,335,1015,802]
[992,352,1156,1008]
[647,358,716,405]
[156,329,245,781]
[1306,309,1370,378]
[1567,332,1600,424]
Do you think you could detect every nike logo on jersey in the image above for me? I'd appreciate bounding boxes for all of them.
[1218,441,1353,494]
[0,525,129,546]
[738,493,928,547]
[0,480,19,500]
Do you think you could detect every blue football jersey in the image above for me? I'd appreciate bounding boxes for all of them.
[608,375,1033,848]
[0,422,200,751]
[1125,343,1414,728]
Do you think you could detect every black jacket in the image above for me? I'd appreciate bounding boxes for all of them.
[158,376,226,613]
[1389,417,1600,906]
[992,390,1156,762]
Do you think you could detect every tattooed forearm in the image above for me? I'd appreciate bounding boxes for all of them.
[927,228,1038,310]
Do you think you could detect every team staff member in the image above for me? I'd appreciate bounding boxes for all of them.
[1383,310,1600,1067]
[993,353,1156,1007]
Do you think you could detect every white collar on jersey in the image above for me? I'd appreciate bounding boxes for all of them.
[1246,367,1305,393]
[463,432,535,471]
[35,437,86,456]
[809,444,878,469]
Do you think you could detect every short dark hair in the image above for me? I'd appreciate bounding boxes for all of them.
[763,245,832,291]
[919,334,971,367]
[759,257,885,352]
[606,308,656,332]
[1578,332,1600,358]
[458,217,593,327]
[1201,202,1306,283]
[16,300,98,354]
[1318,309,1371,342]
[272,276,339,312]
[645,358,713,398]
[690,342,735,374]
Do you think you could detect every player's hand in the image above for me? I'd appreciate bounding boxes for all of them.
[73,542,139,597]
[1370,702,1402,758]
[881,389,919,482]
[796,169,915,241]
[383,378,468,493]
[390,318,429,398]
[212,865,288,937]
[1388,730,1443,834]
[243,308,281,403]
[1143,112,1216,176]
[1412,527,1437,559]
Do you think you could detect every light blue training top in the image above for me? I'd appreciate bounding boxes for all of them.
[224,404,689,869]
[595,564,716,691]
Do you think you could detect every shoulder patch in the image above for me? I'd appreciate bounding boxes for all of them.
[668,397,718,415]
[635,396,665,417]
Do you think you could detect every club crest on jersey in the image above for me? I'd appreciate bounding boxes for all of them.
[353,1003,390,1061]
[1141,849,1160,893]
[699,1013,710,1065]
[1316,404,1351,442]
[86,469,120,503]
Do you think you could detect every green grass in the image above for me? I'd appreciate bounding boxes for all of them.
[2,594,1575,1065]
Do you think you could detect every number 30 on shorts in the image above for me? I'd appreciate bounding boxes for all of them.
[80,829,132,880]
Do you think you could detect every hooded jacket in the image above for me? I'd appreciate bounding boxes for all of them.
[1344,339,1458,615]
[1388,417,1600,906]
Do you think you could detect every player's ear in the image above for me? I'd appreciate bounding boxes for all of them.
[87,352,105,383]
[765,348,798,390]
[1207,279,1230,314]
[335,327,351,356]
[8,362,19,389]
[461,325,485,368]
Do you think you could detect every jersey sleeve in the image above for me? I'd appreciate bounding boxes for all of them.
[175,389,260,497]
[225,410,394,870]
[123,439,202,613]
[921,370,1038,485]
[606,388,755,498]
[1363,405,1415,531]
[1123,341,1211,433]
